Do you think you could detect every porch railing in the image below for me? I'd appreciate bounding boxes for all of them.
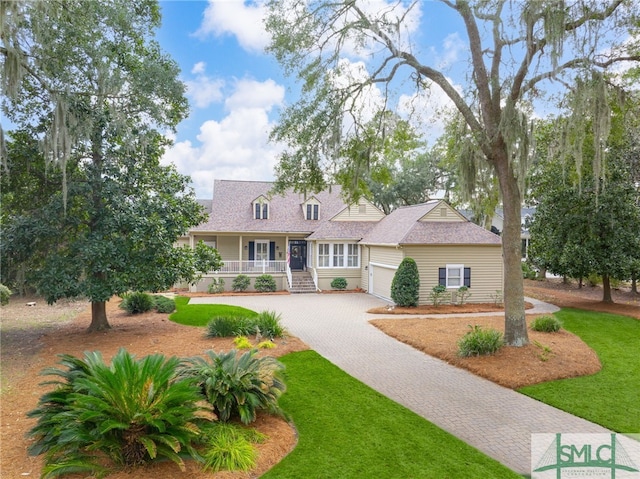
[211,260,287,275]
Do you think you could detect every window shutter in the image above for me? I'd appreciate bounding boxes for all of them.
[464,267,471,287]
[438,268,446,286]
[269,241,276,261]
[248,241,255,261]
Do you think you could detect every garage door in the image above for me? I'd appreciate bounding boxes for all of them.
[369,263,397,302]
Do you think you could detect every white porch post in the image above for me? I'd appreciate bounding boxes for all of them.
[238,236,243,273]
[189,234,197,292]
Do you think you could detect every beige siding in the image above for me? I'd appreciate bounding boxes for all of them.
[369,246,404,266]
[216,236,239,259]
[420,201,466,223]
[404,245,503,304]
[361,246,370,291]
[316,268,362,290]
[332,200,385,221]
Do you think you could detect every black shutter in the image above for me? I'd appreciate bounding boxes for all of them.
[269,241,276,261]
[464,267,471,287]
[438,268,446,286]
[248,241,255,261]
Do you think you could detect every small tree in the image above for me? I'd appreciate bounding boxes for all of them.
[390,258,420,307]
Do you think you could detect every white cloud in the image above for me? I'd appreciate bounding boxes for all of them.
[195,0,269,53]
[184,62,225,109]
[161,78,286,198]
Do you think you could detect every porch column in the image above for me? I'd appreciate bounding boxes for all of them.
[238,235,243,273]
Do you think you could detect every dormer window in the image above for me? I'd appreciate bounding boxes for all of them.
[253,197,269,219]
[306,203,319,220]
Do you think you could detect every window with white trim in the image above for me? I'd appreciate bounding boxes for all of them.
[253,199,269,219]
[439,264,471,288]
[306,203,319,220]
[255,241,269,261]
[347,244,359,267]
[317,243,360,268]
[333,244,344,267]
[318,243,330,267]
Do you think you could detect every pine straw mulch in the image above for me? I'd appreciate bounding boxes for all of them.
[0,297,308,479]
[369,279,639,389]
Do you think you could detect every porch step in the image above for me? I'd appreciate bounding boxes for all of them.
[289,272,317,294]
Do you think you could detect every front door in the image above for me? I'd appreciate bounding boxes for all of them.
[289,240,307,271]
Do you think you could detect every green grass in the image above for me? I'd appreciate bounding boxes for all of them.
[263,351,519,479]
[519,309,640,432]
[169,296,258,327]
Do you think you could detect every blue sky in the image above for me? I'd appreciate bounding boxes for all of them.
[156,1,465,199]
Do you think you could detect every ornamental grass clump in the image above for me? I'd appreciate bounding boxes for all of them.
[457,325,504,357]
[530,315,563,332]
[207,315,253,337]
[27,349,203,478]
[254,310,287,339]
[179,349,287,425]
[120,291,155,314]
[197,422,265,473]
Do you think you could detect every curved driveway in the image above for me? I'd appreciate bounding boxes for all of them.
[190,293,609,475]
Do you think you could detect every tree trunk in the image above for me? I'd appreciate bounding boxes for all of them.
[88,301,111,331]
[632,273,638,295]
[537,267,546,280]
[601,275,613,303]
[494,153,529,347]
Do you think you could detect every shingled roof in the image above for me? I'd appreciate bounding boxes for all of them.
[360,201,502,246]
[192,180,349,233]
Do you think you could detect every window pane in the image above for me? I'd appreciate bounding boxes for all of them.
[333,244,344,267]
[318,243,330,267]
[307,204,312,219]
[256,242,269,261]
[262,203,268,219]
[313,204,318,220]
[447,266,462,287]
[347,244,359,267]
[255,203,260,219]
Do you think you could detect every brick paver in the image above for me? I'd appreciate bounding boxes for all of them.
[190,293,609,475]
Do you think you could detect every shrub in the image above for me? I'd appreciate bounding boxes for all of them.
[179,349,287,424]
[233,336,253,349]
[232,274,251,292]
[521,262,538,280]
[530,315,563,332]
[254,274,276,293]
[456,285,472,305]
[254,310,287,339]
[390,258,420,307]
[154,295,176,313]
[0,283,11,306]
[120,291,155,314]
[457,325,504,357]
[27,349,203,476]
[330,277,347,290]
[208,278,226,294]
[429,284,449,307]
[198,422,261,472]
[206,315,253,338]
[258,340,276,349]
[490,290,503,305]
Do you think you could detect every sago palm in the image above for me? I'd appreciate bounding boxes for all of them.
[28,348,205,478]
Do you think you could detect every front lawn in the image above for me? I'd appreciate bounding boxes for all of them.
[519,309,640,432]
[263,351,519,479]
[169,296,258,326]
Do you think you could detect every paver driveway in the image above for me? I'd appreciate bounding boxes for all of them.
[190,293,609,475]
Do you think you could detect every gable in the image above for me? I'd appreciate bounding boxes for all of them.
[332,199,385,222]
[420,201,467,223]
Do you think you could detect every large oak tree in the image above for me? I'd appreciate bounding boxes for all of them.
[265,0,640,346]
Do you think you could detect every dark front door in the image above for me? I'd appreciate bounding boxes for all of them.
[289,240,307,271]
